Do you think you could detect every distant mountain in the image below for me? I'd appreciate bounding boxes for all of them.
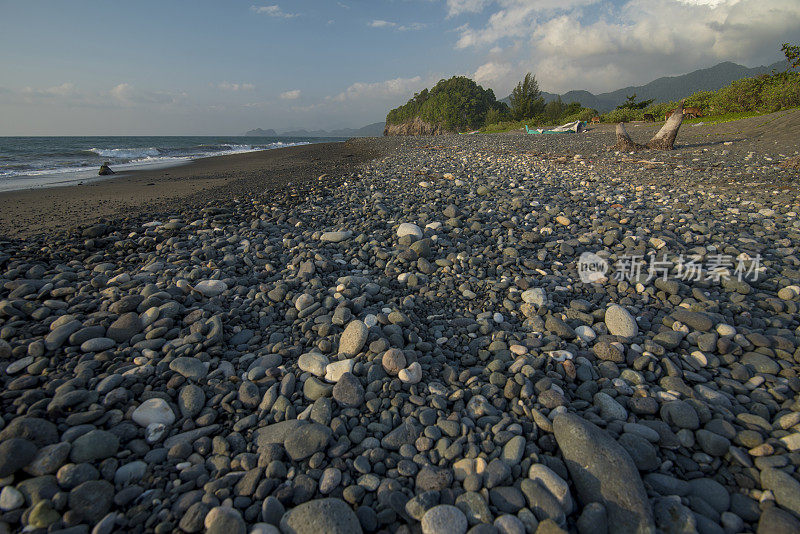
[245,128,278,136]
[244,122,385,138]
[504,60,788,112]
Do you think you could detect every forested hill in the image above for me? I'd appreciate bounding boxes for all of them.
[385,77,507,135]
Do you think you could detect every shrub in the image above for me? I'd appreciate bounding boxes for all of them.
[484,107,505,125]
[643,101,679,120]
[758,72,800,111]
[560,108,597,123]
[683,91,716,112]
[714,76,766,112]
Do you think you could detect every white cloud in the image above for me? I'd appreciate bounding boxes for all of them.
[369,20,427,31]
[446,0,492,17]
[452,0,800,93]
[219,82,255,91]
[3,82,188,109]
[109,83,186,106]
[473,61,512,86]
[369,19,395,28]
[399,22,428,31]
[21,82,78,98]
[454,0,590,49]
[250,5,298,18]
[330,76,425,102]
[675,0,738,6]
[280,89,301,100]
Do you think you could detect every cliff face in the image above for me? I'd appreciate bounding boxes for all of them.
[383,117,449,136]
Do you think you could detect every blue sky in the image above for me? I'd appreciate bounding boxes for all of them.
[1,0,797,135]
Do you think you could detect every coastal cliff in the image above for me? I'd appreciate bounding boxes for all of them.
[383,117,448,136]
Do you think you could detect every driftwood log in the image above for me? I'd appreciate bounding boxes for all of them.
[613,103,684,151]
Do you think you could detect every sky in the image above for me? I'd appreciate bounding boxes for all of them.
[0,0,798,135]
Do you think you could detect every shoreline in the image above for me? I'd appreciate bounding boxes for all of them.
[2,108,797,240]
[0,137,326,193]
[0,139,388,239]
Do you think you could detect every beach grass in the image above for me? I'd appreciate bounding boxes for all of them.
[480,120,528,133]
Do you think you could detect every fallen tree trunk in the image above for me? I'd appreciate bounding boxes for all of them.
[612,103,684,151]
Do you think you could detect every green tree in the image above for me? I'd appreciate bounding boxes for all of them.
[563,101,582,116]
[617,93,654,110]
[485,107,504,125]
[543,97,565,123]
[509,73,545,120]
[782,42,800,71]
[386,76,507,131]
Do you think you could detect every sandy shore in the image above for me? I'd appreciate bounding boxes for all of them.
[0,139,392,239]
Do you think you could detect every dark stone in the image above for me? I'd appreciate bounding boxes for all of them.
[553,413,654,534]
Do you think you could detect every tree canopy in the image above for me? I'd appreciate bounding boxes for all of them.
[782,42,800,71]
[509,73,545,120]
[616,93,654,110]
[386,76,508,131]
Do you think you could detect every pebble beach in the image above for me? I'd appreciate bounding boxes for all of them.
[1,111,800,534]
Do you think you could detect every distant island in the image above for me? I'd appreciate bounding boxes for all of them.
[243,122,385,138]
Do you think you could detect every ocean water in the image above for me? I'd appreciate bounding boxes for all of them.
[0,136,341,192]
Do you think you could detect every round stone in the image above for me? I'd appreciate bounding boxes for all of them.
[0,438,37,477]
[205,506,246,534]
[106,312,143,343]
[298,352,329,377]
[25,441,71,476]
[495,514,526,534]
[68,480,114,523]
[421,504,467,534]
[295,293,315,311]
[319,468,342,494]
[284,423,332,461]
[70,430,119,463]
[338,320,368,356]
[28,501,60,529]
[397,223,423,240]
[399,361,422,384]
[575,325,596,342]
[605,304,638,338]
[279,498,363,534]
[169,357,208,381]
[0,486,24,511]
[194,280,227,297]
[521,288,547,306]
[179,384,206,418]
[332,372,364,407]
[81,337,116,352]
[132,398,176,427]
[320,230,352,243]
[382,348,407,375]
[325,359,354,382]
